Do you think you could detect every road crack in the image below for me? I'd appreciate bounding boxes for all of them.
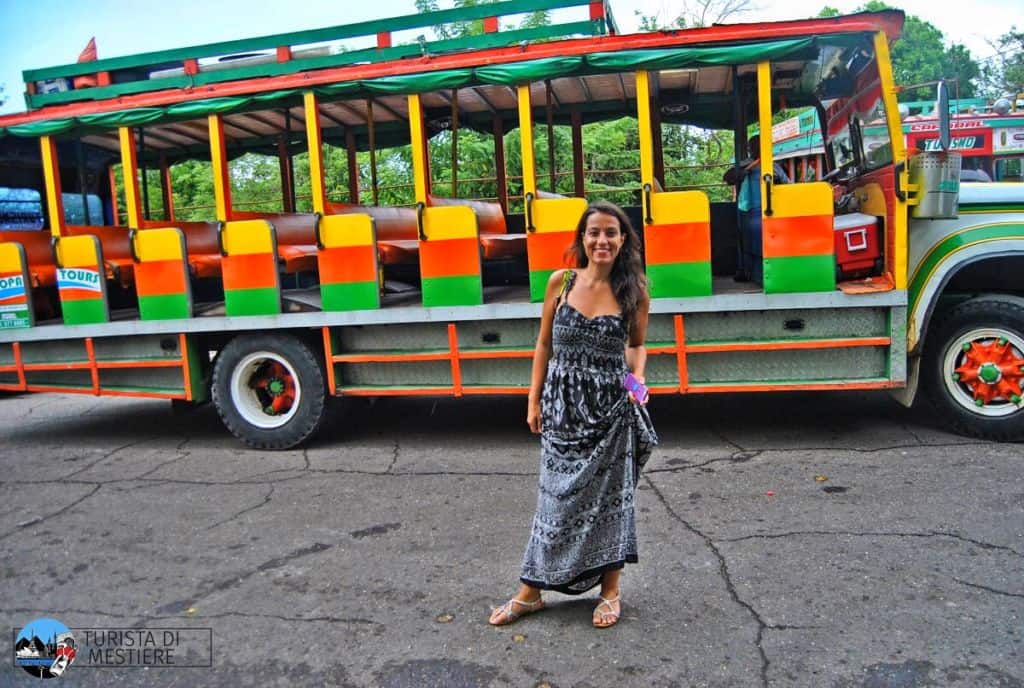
[644,474,771,688]
[0,484,102,542]
[207,485,275,530]
[722,530,1023,558]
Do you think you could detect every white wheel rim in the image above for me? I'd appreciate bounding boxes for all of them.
[942,327,1024,418]
[229,351,302,429]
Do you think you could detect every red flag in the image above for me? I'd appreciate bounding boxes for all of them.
[77,38,97,63]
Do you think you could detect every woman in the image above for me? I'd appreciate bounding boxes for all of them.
[489,200,657,629]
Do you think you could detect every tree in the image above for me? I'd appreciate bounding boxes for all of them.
[635,0,753,31]
[860,1,980,101]
[413,0,547,40]
[981,28,1024,98]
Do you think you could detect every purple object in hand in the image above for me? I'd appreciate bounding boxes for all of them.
[624,372,649,404]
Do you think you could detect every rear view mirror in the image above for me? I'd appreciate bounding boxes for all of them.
[936,81,951,151]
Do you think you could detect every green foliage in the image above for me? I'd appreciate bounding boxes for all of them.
[817,7,840,18]
[860,1,980,101]
[634,0,753,31]
[981,28,1024,98]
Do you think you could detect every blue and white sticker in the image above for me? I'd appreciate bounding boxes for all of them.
[57,268,102,293]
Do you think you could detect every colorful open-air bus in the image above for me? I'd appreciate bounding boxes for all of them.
[0,1,1022,448]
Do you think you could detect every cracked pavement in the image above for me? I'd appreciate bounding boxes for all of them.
[0,390,1021,687]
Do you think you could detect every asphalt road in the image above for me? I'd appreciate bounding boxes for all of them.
[0,389,1021,687]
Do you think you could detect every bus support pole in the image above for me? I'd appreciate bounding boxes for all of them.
[874,30,909,290]
[39,135,66,237]
[208,115,233,222]
[76,140,91,226]
[517,85,537,200]
[408,93,429,205]
[117,127,144,229]
[571,108,584,198]
[492,116,508,214]
[159,154,174,221]
[303,91,327,215]
[636,70,655,192]
[345,129,359,204]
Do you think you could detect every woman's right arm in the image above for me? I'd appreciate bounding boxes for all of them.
[527,269,569,433]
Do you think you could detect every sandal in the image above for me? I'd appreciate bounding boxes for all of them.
[489,596,545,626]
[593,594,620,628]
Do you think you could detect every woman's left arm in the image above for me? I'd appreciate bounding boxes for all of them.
[626,293,650,381]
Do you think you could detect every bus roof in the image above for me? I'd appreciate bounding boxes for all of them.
[0,7,904,163]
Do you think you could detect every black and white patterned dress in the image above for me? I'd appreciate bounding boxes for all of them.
[520,271,658,594]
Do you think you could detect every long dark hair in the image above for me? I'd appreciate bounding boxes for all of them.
[567,200,647,328]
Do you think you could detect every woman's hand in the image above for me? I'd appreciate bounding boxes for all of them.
[627,373,648,406]
[527,399,542,433]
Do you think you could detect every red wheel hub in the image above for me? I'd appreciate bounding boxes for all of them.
[953,338,1024,406]
[253,361,296,415]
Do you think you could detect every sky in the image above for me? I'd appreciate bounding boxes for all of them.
[1,0,1021,116]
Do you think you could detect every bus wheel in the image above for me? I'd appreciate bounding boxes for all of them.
[212,334,326,449]
[923,296,1024,441]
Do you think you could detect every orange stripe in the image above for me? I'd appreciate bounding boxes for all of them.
[448,323,462,397]
[179,333,192,402]
[674,314,688,392]
[0,296,27,306]
[21,362,90,371]
[59,287,103,302]
[688,380,899,393]
[763,214,833,258]
[527,231,575,271]
[645,222,711,264]
[460,387,530,395]
[687,337,891,353]
[340,387,455,397]
[222,252,278,291]
[98,389,187,400]
[318,244,377,284]
[20,385,183,399]
[85,337,99,394]
[333,351,450,363]
[419,237,480,279]
[94,359,186,369]
[135,259,188,296]
[458,350,533,360]
[322,327,337,394]
[13,342,25,390]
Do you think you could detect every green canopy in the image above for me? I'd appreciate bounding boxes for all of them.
[1,33,869,153]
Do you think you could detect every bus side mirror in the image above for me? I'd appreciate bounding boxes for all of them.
[936,81,951,151]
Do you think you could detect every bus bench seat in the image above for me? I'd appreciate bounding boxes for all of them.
[0,230,58,288]
[66,225,135,288]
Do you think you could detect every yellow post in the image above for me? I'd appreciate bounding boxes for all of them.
[874,31,909,290]
[39,136,66,237]
[517,85,537,198]
[635,70,655,189]
[303,91,327,215]
[756,61,774,204]
[407,94,429,204]
[118,127,144,229]
[208,114,232,222]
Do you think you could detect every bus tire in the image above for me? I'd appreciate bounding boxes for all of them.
[212,334,327,449]
[922,296,1024,441]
